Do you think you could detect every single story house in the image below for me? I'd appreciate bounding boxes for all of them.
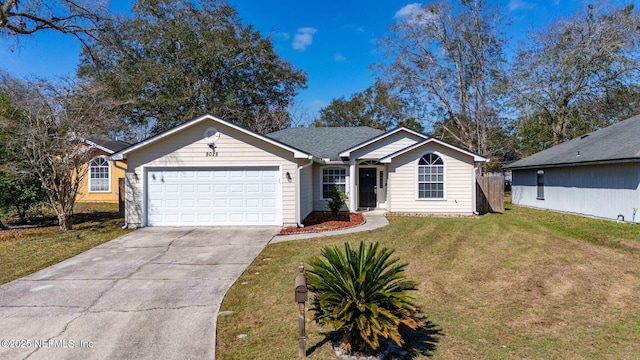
[506,114,640,222]
[110,114,487,228]
[76,135,129,205]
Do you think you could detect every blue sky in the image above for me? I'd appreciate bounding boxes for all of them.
[0,0,593,124]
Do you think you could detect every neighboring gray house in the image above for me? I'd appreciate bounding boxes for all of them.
[111,114,487,228]
[506,114,640,222]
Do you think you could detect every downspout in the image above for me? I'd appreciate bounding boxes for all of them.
[472,164,479,215]
[112,159,129,229]
[297,158,314,228]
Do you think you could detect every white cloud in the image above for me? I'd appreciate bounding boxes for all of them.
[274,32,290,41]
[311,99,326,112]
[394,3,422,19]
[293,27,317,51]
[334,53,346,62]
[393,3,438,26]
[508,0,536,12]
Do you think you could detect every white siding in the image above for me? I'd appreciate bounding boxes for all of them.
[352,132,423,159]
[511,163,640,221]
[124,120,298,227]
[387,143,475,214]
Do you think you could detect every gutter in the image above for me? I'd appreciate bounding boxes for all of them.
[297,157,314,228]
[111,160,129,229]
[505,158,640,171]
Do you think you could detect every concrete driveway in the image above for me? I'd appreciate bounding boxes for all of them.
[0,227,278,360]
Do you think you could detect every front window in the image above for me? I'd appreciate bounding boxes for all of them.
[322,167,346,199]
[418,153,444,199]
[537,170,544,199]
[89,157,110,192]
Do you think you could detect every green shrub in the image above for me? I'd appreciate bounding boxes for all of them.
[326,185,347,216]
[306,241,423,356]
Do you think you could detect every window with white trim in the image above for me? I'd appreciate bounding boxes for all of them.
[322,167,346,199]
[536,170,544,199]
[417,153,444,199]
[89,157,110,192]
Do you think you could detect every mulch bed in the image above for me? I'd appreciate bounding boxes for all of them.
[279,211,365,234]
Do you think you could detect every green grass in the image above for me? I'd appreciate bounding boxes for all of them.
[216,205,640,359]
[0,206,130,285]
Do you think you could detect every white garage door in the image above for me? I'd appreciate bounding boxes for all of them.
[146,167,280,226]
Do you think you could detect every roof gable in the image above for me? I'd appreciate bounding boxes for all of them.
[380,138,488,163]
[338,127,430,158]
[506,114,640,169]
[266,127,384,161]
[111,114,312,160]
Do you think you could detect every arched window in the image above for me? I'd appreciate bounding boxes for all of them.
[417,153,444,199]
[89,157,110,192]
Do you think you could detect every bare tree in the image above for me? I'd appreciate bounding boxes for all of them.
[378,0,507,156]
[0,73,115,230]
[0,0,109,49]
[512,2,640,146]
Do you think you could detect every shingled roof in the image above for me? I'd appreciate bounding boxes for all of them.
[506,114,640,169]
[86,135,131,154]
[266,127,384,160]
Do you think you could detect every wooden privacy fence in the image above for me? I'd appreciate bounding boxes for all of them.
[476,173,505,214]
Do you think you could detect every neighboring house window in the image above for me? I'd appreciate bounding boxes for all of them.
[322,167,347,199]
[89,156,110,192]
[417,153,444,199]
[537,170,544,199]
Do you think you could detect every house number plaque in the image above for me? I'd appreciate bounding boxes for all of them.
[205,151,218,157]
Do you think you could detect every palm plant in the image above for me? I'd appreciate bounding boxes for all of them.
[306,241,423,355]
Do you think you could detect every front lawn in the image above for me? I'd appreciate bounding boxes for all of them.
[217,205,640,359]
[0,207,130,285]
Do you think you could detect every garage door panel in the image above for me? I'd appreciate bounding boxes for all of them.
[197,184,211,192]
[197,199,211,207]
[181,199,195,207]
[147,167,280,226]
[246,198,260,208]
[262,183,276,193]
[262,198,276,208]
[197,214,211,222]
[182,184,195,192]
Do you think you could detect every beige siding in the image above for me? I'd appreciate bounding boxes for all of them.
[299,160,314,221]
[352,132,423,159]
[312,164,350,212]
[124,119,298,227]
[387,143,475,214]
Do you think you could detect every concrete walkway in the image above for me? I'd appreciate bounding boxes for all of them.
[270,209,389,243]
[0,227,279,360]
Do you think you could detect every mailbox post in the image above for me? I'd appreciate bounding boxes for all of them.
[294,263,308,358]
